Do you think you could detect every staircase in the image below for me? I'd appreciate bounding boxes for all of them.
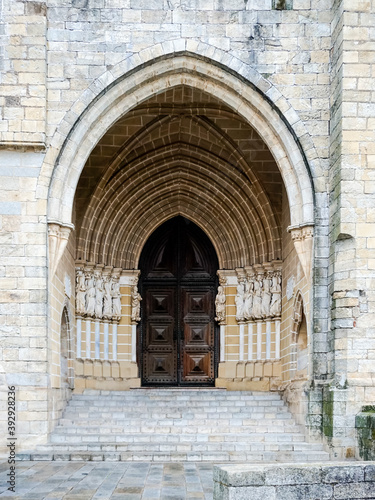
[20,389,329,462]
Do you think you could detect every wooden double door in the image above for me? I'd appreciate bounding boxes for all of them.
[139,217,218,386]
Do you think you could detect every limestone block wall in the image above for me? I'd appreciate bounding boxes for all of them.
[47,230,75,435]
[0,0,374,458]
[324,0,375,459]
[281,187,310,381]
[0,1,47,146]
[0,149,48,455]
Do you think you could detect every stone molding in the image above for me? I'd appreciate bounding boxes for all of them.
[45,51,315,235]
[48,222,74,277]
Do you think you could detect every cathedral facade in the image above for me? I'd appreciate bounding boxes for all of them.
[1,0,375,460]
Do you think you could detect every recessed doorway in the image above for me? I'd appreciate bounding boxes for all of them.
[139,216,219,386]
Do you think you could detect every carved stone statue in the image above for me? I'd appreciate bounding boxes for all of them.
[243,279,254,321]
[86,275,96,317]
[131,285,142,323]
[235,282,245,322]
[103,277,113,319]
[75,271,86,316]
[252,277,262,320]
[270,273,282,317]
[215,285,226,324]
[112,281,121,320]
[94,275,104,319]
[261,275,271,319]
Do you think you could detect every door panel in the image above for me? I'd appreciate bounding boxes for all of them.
[181,287,214,383]
[139,217,218,386]
[143,287,177,384]
[182,351,212,382]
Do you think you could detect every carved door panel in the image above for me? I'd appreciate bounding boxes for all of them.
[180,287,214,383]
[142,287,177,384]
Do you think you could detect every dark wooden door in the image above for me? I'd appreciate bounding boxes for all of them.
[139,217,218,386]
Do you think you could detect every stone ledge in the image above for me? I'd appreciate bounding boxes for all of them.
[213,462,375,500]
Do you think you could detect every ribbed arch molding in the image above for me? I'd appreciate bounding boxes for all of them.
[77,141,281,268]
[47,53,315,232]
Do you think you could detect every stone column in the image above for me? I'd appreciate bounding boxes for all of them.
[247,322,254,362]
[85,319,91,358]
[76,317,82,358]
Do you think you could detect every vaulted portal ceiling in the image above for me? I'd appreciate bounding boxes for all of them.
[75,85,283,269]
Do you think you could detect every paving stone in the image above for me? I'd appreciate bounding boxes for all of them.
[0,461,213,499]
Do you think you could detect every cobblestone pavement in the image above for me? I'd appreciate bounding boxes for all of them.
[0,462,214,499]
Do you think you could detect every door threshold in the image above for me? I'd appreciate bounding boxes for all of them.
[132,387,227,390]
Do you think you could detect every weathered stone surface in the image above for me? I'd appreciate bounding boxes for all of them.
[0,0,374,462]
[213,463,375,500]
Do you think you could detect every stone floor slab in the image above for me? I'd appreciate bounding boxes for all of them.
[0,462,214,499]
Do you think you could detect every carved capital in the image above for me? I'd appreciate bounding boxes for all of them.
[48,221,74,278]
[288,224,314,280]
[216,270,228,286]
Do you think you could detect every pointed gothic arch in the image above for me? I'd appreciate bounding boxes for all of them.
[45,49,315,229]
[44,49,315,277]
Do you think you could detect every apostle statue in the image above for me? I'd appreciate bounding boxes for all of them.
[235,282,245,322]
[75,270,86,316]
[261,275,272,319]
[112,280,122,320]
[85,274,96,317]
[215,285,226,324]
[131,285,142,323]
[243,279,254,321]
[270,273,282,318]
[94,274,104,319]
[252,277,262,320]
[103,277,113,319]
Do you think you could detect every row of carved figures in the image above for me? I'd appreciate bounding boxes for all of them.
[236,272,282,322]
[215,272,282,325]
[76,268,143,323]
[76,269,122,321]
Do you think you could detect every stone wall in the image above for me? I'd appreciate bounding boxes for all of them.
[0,0,374,457]
[213,462,375,500]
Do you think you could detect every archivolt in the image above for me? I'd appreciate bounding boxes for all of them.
[76,111,281,269]
[46,49,315,234]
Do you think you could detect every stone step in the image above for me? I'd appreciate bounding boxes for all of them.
[72,394,283,403]
[60,414,294,423]
[72,390,282,402]
[50,423,304,437]
[82,389,281,397]
[23,389,329,463]
[17,450,330,463]
[64,401,289,415]
[49,431,308,443]
[36,441,326,453]
[56,419,298,430]
[69,398,284,405]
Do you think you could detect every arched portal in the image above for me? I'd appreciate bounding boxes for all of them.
[139,216,219,386]
[48,53,316,393]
